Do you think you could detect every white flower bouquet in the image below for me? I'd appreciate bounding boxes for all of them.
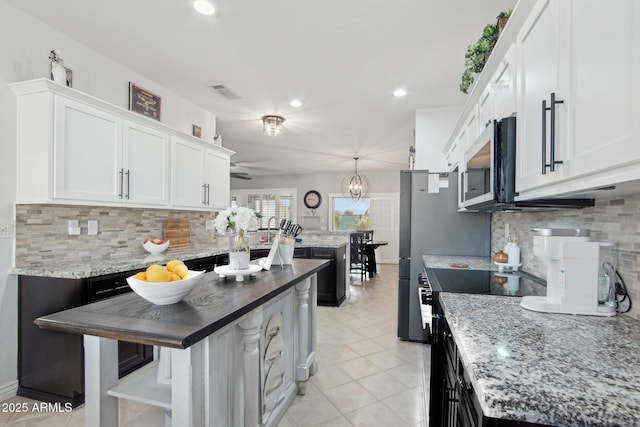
[214,207,261,269]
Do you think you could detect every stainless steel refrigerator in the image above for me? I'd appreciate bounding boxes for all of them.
[398,170,491,342]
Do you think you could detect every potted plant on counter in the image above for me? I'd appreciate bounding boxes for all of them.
[214,206,261,270]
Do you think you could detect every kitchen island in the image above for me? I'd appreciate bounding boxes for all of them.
[35,259,327,427]
[438,292,640,426]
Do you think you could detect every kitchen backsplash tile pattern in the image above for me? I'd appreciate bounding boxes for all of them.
[15,204,216,265]
[492,194,640,320]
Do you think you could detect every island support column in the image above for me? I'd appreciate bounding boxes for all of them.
[239,306,264,427]
[295,275,317,394]
[83,336,118,427]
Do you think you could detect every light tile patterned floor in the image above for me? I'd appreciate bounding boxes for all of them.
[0,264,429,426]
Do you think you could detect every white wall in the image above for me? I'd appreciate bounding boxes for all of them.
[231,171,400,227]
[414,106,461,171]
[0,0,218,398]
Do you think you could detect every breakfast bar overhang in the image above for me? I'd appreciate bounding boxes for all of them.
[35,259,328,427]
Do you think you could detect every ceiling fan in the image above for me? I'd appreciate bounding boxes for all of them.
[229,162,252,180]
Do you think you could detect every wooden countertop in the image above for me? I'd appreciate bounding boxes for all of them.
[35,259,329,349]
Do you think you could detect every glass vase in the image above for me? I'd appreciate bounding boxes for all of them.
[229,230,250,270]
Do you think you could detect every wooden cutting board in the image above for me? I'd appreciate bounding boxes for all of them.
[163,219,191,249]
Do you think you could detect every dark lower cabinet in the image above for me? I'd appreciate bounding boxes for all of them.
[18,270,154,407]
[249,246,346,306]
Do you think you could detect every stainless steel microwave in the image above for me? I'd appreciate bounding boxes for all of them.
[461,116,594,211]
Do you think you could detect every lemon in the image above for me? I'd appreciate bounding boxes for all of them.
[146,264,171,282]
[169,273,181,282]
[166,259,185,273]
[174,263,189,280]
[134,271,147,281]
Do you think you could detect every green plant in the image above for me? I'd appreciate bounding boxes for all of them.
[459,9,511,94]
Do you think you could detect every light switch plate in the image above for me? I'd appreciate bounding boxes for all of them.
[68,220,81,235]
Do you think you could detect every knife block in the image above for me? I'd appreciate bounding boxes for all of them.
[263,236,294,269]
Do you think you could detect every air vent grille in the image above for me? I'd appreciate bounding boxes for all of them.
[209,84,242,100]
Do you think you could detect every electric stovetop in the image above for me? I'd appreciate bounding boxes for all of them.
[426,268,547,297]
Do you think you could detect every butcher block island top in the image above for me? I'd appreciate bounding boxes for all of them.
[35,259,328,348]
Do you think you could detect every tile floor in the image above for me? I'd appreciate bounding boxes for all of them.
[0,263,430,426]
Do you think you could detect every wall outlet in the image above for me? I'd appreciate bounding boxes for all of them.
[88,220,98,235]
[68,220,81,235]
[0,223,15,238]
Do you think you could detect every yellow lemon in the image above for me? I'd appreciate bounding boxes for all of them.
[166,259,185,273]
[134,272,147,281]
[146,264,171,282]
[174,263,189,280]
[169,273,181,282]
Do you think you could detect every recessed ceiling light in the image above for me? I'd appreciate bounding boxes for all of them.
[193,0,216,16]
[289,99,303,108]
[393,88,407,97]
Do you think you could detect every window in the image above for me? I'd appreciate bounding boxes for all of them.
[332,197,370,231]
[231,188,296,229]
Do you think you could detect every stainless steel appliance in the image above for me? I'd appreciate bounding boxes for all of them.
[461,116,594,211]
[397,170,491,342]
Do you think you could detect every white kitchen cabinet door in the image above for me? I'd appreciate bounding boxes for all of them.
[171,137,205,208]
[122,120,171,206]
[54,96,123,202]
[203,148,230,209]
[515,0,568,194]
[561,0,640,182]
[477,86,494,134]
[492,42,517,120]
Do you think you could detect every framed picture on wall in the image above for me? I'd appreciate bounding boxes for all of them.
[128,82,161,121]
[192,125,202,138]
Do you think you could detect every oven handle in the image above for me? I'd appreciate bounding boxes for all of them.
[432,313,441,344]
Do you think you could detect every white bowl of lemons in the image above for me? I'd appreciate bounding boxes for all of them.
[127,260,204,305]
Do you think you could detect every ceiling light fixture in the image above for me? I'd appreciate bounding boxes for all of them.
[193,0,216,16]
[342,157,369,202]
[289,99,303,108]
[261,115,285,136]
[393,88,407,97]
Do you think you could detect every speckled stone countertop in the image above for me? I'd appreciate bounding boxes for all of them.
[440,293,640,426]
[422,255,495,270]
[12,234,348,279]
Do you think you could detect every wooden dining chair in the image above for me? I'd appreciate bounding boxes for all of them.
[349,232,367,281]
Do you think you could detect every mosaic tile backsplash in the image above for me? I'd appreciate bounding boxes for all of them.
[492,193,640,320]
[15,204,217,265]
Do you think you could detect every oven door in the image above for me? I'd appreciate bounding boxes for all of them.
[462,121,495,209]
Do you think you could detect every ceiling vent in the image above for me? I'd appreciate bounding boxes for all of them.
[209,84,242,100]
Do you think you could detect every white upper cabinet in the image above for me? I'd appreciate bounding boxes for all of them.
[54,96,123,202]
[492,42,517,120]
[122,120,171,205]
[10,79,233,210]
[516,0,640,198]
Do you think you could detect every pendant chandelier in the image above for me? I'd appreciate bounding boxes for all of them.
[261,115,285,136]
[341,157,369,202]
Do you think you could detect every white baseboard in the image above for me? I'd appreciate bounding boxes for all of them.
[0,380,18,402]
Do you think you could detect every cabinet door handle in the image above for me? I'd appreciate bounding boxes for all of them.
[202,184,206,205]
[125,170,130,199]
[549,92,564,172]
[207,184,210,205]
[118,168,124,198]
[542,93,565,174]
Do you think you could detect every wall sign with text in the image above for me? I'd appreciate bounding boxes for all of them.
[128,82,161,121]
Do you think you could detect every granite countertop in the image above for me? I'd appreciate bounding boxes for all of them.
[13,234,348,279]
[422,255,495,270]
[440,293,640,426]
[35,259,328,349]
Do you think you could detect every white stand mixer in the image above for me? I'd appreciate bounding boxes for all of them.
[520,228,616,317]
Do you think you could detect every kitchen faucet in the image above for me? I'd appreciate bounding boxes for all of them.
[267,216,278,243]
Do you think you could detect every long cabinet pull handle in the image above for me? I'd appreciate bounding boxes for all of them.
[541,99,548,175]
[549,92,564,172]
[118,169,124,198]
[206,184,210,205]
[125,170,130,199]
[202,184,207,205]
